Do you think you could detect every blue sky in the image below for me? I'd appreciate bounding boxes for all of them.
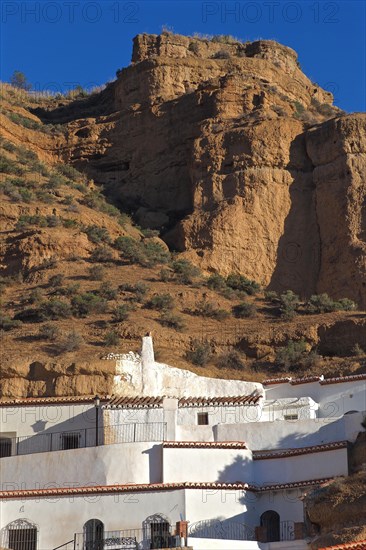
[1,0,365,112]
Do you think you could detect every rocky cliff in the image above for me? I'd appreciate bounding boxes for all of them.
[0,32,365,399]
[35,32,365,307]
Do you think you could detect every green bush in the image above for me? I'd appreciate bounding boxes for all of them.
[306,293,356,314]
[226,274,260,295]
[29,288,43,304]
[71,293,108,317]
[351,343,364,357]
[89,265,105,281]
[191,299,230,320]
[264,290,278,303]
[232,301,257,318]
[0,156,24,175]
[41,299,72,320]
[275,338,308,367]
[90,246,114,263]
[158,311,186,331]
[82,225,111,244]
[119,282,149,302]
[103,330,120,347]
[58,330,84,352]
[217,350,245,370]
[0,313,22,331]
[62,218,78,229]
[280,290,300,319]
[185,339,212,366]
[159,268,171,282]
[172,259,201,284]
[48,274,64,288]
[112,304,130,322]
[206,273,227,291]
[38,323,60,340]
[146,293,174,311]
[98,282,118,300]
[114,237,170,267]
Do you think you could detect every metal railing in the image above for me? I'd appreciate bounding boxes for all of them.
[1,422,167,458]
[189,519,255,541]
[74,526,180,550]
[280,520,295,541]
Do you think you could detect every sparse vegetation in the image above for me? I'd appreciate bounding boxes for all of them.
[71,292,108,317]
[226,274,260,295]
[275,338,309,367]
[232,301,257,318]
[189,299,230,320]
[172,259,201,285]
[279,290,300,320]
[58,330,84,352]
[306,293,356,314]
[112,304,130,322]
[146,293,174,311]
[90,246,114,263]
[0,313,22,331]
[216,350,245,370]
[103,329,120,346]
[89,265,105,281]
[186,339,212,366]
[158,311,186,331]
[38,323,60,340]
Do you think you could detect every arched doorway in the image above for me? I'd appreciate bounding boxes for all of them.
[83,519,104,550]
[260,510,280,542]
[2,519,38,550]
[143,514,171,549]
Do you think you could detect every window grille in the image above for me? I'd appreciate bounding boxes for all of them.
[197,412,209,425]
[0,437,12,457]
[61,432,80,450]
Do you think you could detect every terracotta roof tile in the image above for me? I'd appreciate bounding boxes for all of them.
[105,396,164,409]
[263,373,366,386]
[178,394,263,407]
[255,477,336,492]
[319,373,366,385]
[0,478,337,500]
[103,394,263,409]
[253,441,348,460]
[163,441,247,449]
[0,395,110,407]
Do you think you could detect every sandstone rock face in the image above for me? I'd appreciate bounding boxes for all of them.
[39,33,364,307]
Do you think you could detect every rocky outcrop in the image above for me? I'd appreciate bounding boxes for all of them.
[12,33,366,307]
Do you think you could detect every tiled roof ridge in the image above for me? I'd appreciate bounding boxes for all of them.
[0,395,111,407]
[320,541,366,549]
[263,373,366,386]
[163,441,247,449]
[0,477,336,500]
[253,441,348,460]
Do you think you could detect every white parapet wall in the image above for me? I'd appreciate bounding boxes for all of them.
[0,442,162,491]
[162,445,253,483]
[113,336,263,397]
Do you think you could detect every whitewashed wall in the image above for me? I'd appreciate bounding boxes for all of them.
[253,448,348,485]
[260,398,318,422]
[214,412,364,449]
[0,489,185,550]
[264,380,366,418]
[177,405,263,426]
[163,447,253,483]
[0,404,96,438]
[0,442,162,491]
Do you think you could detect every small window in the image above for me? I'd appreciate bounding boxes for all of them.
[61,432,80,450]
[284,414,298,421]
[0,437,12,458]
[197,412,209,425]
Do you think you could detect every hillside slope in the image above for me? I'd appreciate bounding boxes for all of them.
[0,32,365,398]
